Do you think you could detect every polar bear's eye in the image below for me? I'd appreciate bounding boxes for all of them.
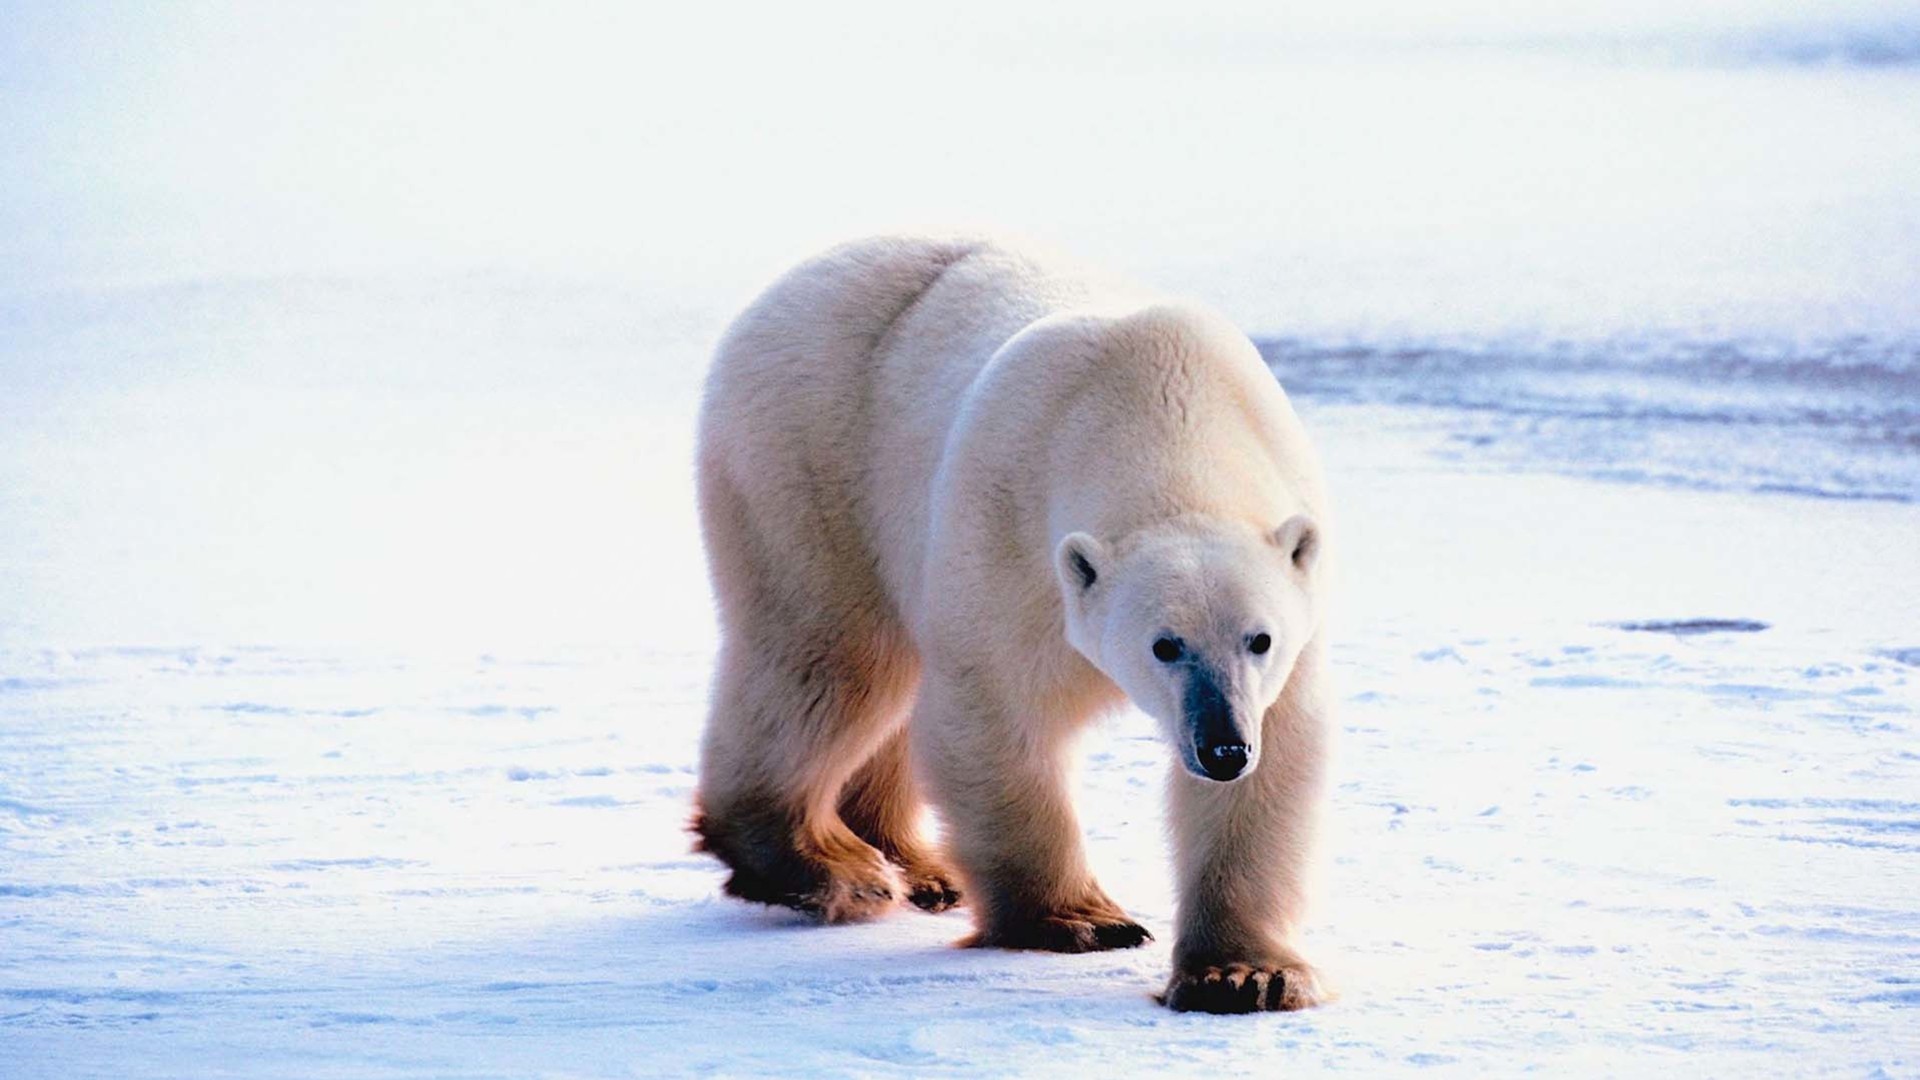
[1249,633,1272,655]
[1152,637,1184,663]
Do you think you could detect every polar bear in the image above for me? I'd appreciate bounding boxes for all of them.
[691,235,1333,1013]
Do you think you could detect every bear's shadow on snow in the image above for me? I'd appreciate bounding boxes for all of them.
[446,891,1172,1008]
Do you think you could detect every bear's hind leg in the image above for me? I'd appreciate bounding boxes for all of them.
[694,633,919,924]
[838,728,962,912]
[694,451,928,923]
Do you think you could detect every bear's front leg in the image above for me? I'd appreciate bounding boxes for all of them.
[914,667,1151,953]
[1162,653,1332,1013]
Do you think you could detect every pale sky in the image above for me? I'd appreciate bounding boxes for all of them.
[3,1,1918,295]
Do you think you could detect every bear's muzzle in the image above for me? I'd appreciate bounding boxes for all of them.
[1183,667,1253,782]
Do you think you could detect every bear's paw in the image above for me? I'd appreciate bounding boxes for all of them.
[902,871,963,913]
[964,912,1152,953]
[1160,960,1330,1014]
[793,859,903,924]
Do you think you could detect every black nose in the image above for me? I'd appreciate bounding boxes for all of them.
[1199,742,1249,781]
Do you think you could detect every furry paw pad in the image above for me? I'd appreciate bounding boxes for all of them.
[1160,961,1329,1014]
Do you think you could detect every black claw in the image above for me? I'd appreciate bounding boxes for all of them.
[907,881,963,912]
[1164,968,1268,1014]
[1232,971,1261,1012]
[1093,921,1152,949]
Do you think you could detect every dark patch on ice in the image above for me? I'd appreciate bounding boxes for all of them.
[462,704,554,720]
[172,773,279,788]
[0,883,103,897]
[215,702,296,715]
[1771,834,1920,853]
[1704,682,1816,702]
[1856,987,1920,1005]
[0,677,72,692]
[1531,673,1643,689]
[477,980,603,992]
[309,1011,407,1027]
[0,987,188,1004]
[1730,797,1920,813]
[1815,816,1920,834]
[1649,999,1746,1014]
[1753,482,1907,502]
[1753,923,1920,946]
[432,1009,522,1024]
[1611,618,1770,635]
[268,857,423,871]
[852,1045,944,1067]
[1877,647,1920,667]
[1258,335,1920,504]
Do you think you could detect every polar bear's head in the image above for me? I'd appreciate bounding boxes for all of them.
[1054,516,1321,783]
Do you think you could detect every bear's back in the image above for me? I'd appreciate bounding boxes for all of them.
[699,233,1315,631]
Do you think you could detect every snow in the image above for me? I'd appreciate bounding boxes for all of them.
[4,3,1920,1075]
[4,399,1917,1075]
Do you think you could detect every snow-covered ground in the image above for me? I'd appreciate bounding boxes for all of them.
[4,415,1918,1076]
[4,3,1920,1076]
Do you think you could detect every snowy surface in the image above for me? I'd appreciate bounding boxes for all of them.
[5,3,1920,1076]
[5,405,1918,1077]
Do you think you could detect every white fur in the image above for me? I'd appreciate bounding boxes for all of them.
[694,234,1335,1011]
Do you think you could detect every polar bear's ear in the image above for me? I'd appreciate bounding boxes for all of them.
[1055,532,1104,594]
[1273,514,1319,572]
